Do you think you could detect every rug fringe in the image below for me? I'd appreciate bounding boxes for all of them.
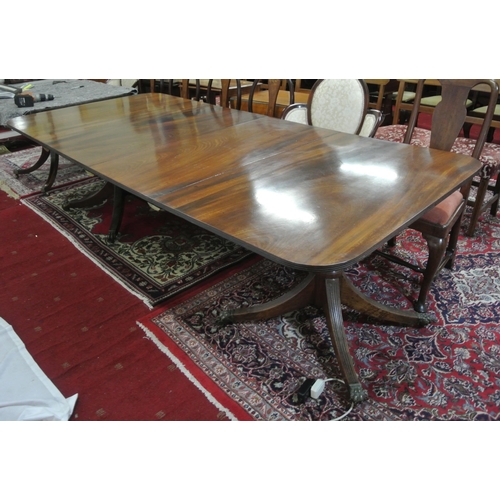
[136,320,239,421]
[21,197,154,309]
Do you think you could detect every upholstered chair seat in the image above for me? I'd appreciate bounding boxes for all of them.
[420,95,473,108]
[375,124,500,179]
[420,190,465,225]
[391,90,416,103]
[470,104,500,116]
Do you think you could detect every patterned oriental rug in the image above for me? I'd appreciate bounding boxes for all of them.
[138,211,500,421]
[22,177,252,307]
[0,146,91,198]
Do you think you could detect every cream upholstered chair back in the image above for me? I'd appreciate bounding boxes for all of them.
[281,103,308,124]
[282,87,382,138]
[308,79,369,135]
[358,109,383,137]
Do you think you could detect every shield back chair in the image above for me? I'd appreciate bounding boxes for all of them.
[374,79,499,313]
[281,103,309,124]
[308,79,368,134]
[376,79,500,236]
[281,79,383,138]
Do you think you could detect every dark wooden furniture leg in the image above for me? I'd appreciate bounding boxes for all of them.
[220,271,430,403]
[14,148,60,194]
[108,185,125,243]
[62,181,114,210]
[42,150,59,193]
[62,181,125,243]
[14,147,50,177]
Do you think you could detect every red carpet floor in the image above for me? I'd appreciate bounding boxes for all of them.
[0,190,225,420]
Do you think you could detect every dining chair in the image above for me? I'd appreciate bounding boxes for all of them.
[465,108,500,142]
[308,79,369,134]
[463,90,500,143]
[233,79,297,118]
[281,103,309,124]
[461,93,500,234]
[206,79,241,108]
[374,79,499,313]
[178,79,251,105]
[408,80,473,123]
[365,79,398,124]
[281,79,383,138]
[179,79,202,101]
[376,80,500,237]
[149,79,182,95]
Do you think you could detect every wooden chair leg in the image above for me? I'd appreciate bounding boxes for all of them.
[445,216,463,270]
[489,175,500,217]
[415,233,447,313]
[467,176,490,236]
[462,122,473,138]
[487,127,495,144]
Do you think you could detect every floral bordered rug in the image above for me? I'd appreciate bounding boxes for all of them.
[22,177,253,307]
[137,211,500,420]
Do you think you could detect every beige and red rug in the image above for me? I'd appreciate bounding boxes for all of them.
[0,146,91,198]
[22,177,252,307]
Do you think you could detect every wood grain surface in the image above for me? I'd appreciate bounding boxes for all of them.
[8,93,482,272]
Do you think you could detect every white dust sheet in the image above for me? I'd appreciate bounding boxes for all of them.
[0,317,77,421]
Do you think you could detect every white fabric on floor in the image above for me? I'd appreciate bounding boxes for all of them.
[0,317,77,421]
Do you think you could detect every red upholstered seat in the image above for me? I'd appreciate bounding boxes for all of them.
[420,190,464,225]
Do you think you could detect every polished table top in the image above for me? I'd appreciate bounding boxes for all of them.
[8,93,483,403]
[8,92,481,273]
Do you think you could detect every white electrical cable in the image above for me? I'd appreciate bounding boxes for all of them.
[314,377,356,421]
[331,400,355,421]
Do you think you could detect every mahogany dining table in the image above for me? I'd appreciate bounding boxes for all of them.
[7,93,482,403]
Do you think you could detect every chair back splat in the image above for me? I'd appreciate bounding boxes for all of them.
[404,79,499,157]
[246,79,295,117]
[150,79,178,95]
[178,79,243,108]
[207,79,241,108]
